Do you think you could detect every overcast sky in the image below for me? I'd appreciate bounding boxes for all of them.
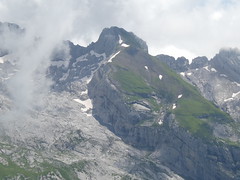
[1,0,240,60]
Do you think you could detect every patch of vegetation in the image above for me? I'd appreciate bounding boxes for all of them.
[0,155,88,180]
[121,175,133,180]
[219,139,240,147]
[153,58,233,139]
[112,66,162,111]
[39,160,88,180]
[110,50,233,140]
[0,160,35,179]
[152,59,201,102]
[113,68,153,96]
[174,96,232,139]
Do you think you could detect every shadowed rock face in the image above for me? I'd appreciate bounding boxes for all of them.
[86,28,240,179]
[154,48,240,179]
[210,48,240,83]
[156,54,190,72]
[88,65,240,180]
[190,56,208,69]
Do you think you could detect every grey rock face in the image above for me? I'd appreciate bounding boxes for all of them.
[183,66,240,123]
[190,56,208,69]
[89,69,240,180]
[0,22,24,56]
[154,48,240,179]
[156,55,189,72]
[156,54,176,67]
[0,21,24,34]
[170,49,240,126]
[87,47,240,179]
[49,27,148,92]
[90,27,120,56]
[88,64,160,150]
[210,48,240,83]
[157,49,240,125]
[89,26,148,56]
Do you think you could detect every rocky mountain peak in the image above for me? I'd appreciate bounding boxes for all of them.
[0,21,24,34]
[210,48,240,83]
[92,26,148,56]
[189,56,208,69]
[218,48,240,57]
[156,54,189,72]
[0,22,24,56]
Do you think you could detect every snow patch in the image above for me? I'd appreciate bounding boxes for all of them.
[118,35,123,44]
[90,50,105,58]
[118,35,129,47]
[108,51,121,63]
[220,74,227,77]
[187,72,192,76]
[0,55,8,64]
[51,60,69,68]
[224,98,234,102]
[180,72,185,76]
[178,94,182,99]
[233,82,240,87]
[159,75,163,80]
[121,43,130,47]
[144,66,148,70]
[158,119,163,125]
[172,104,176,109]
[211,68,217,72]
[59,70,70,81]
[232,91,240,98]
[0,57,4,64]
[75,54,88,64]
[73,98,93,113]
[2,77,10,81]
[84,75,93,84]
[81,89,88,96]
[203,66,210,71]
[74,51,106,68]
[133,103,150,111]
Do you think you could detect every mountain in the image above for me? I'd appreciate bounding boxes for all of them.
[0,22,240,179]
[157,48,240,128]
[86,29,240,180]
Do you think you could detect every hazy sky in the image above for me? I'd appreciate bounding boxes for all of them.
[1,0,240,60]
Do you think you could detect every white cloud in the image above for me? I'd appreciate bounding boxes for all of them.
[210,11,223,21]
[0,0,77,116]
[1,0,240,61]
[150,45,196,62]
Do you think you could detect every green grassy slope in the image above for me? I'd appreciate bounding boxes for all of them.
[110,48,232,139]
[0,159,87,179]
[0,144,87,180]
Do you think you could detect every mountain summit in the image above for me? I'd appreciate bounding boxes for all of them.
[92,26,148,56]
